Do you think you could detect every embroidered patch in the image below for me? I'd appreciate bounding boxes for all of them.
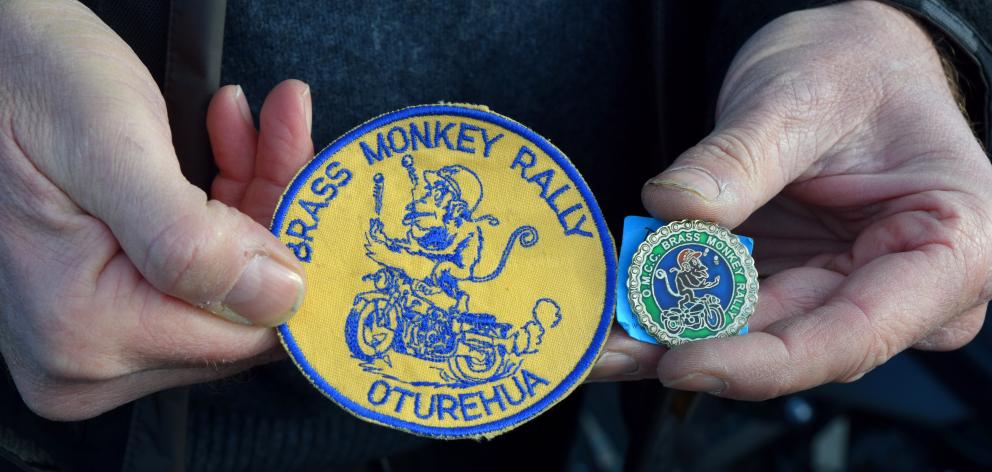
[271,104,615,439]
[626,220,757,347]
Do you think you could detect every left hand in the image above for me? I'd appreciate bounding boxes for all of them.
[587,1,992,399]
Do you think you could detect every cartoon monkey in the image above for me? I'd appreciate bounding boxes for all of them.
[366,161,497,313]
[671,249,720,310]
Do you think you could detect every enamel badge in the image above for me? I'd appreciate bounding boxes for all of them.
[626,220,757,347]
[272,104,615,439]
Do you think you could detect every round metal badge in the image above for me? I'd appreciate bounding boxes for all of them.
[626,220,758,347]
[271,104,615,439]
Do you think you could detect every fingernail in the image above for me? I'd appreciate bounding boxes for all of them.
[300,86,312,132]
[647,167,722,200]
[589,351,639,380]
[219,256,305,327]
[234,85,253,126]
[663,373,728,394]
[843,371,867,383]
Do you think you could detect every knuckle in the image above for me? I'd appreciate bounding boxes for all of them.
[261,117,307,156]
[146,218,200,293]
[851,320,895,379]
[913,190,992,306]
[916,310,986,351]
[696,131,762,180]
[775,298,896,387]
[837,298,895,378]
[142,202,237,302]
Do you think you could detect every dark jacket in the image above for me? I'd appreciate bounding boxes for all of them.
[2,1,990,470]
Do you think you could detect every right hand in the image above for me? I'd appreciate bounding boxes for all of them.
[0,0,312,420]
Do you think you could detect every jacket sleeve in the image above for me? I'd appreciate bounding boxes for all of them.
[884,0,992,148]
[703,0,992,151]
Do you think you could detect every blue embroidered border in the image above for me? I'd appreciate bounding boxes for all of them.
[271,105,616,438]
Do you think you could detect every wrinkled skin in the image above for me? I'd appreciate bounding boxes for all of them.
[588,1,992,401]
[1,0,989,424]
[0,0,310,420]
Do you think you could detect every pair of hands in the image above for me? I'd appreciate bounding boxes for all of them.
[1,0,988,421]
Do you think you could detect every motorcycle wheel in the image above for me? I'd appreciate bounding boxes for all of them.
[704,304,725,330]
[345,297,398,362]
[448,339,503,383]
[663,310,684,335]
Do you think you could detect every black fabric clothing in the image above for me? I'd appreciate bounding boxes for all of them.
[2,0,992,470]
[889,0,992,144]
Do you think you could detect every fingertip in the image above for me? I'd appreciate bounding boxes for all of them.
[587,328,666,382]
[641,175,730,226]
[232,84,254,127]
[208,84,258,198]
[208,84,254,133]
[641,165,753,229]
[301,82,312,133]
[273,78,310,94]
[642,129,799,228]
[256,79,315,185]
[647,166,722,201]
[136,198,306,329]
[216,249,306,328]
[587,352,640,381]
[263,79,311,127]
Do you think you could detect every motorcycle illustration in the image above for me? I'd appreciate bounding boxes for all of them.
[655,248,727,334]
[345,266,519,384]
[660,293,725,335]
[344,156,548,386]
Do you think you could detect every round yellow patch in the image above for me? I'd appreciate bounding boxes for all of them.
[272,104,615,439]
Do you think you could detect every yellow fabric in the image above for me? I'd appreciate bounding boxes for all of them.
[274,104,614,439]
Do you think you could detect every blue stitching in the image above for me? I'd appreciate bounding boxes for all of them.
[273,104,616,438]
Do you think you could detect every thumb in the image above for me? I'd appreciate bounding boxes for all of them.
[73,105,304,327]
[3,1,304,327]
[639,63,856,229]
[127,189,306,327]
[642,121,811,228]
[68,84,305,327]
